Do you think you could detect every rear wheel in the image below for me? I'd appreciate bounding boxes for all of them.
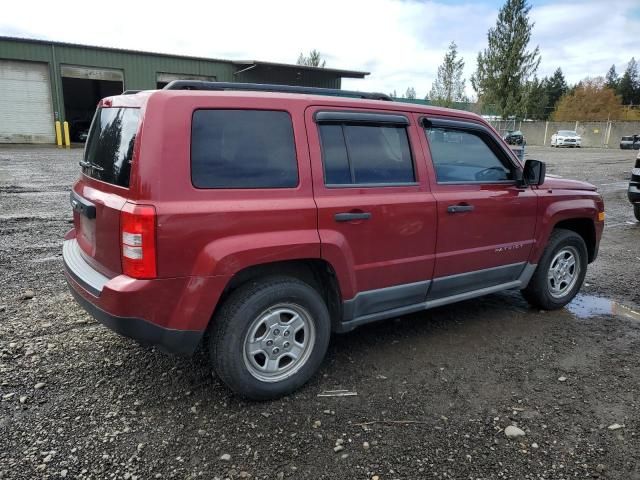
[522,229,588,310]
[209,276,331,400]
[634,204,640,222]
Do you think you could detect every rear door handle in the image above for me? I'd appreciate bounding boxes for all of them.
[447,204,474,214]
[335,212,372,222]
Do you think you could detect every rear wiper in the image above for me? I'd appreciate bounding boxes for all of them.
[78,160,104,171]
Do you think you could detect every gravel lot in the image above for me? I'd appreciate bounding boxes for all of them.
[1,145,639,480]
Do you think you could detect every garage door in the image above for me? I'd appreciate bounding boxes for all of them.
[0,60,55,143]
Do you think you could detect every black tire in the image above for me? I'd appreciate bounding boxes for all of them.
[634,204,640,222]
[522,229,588,310]
[209,276,331,400]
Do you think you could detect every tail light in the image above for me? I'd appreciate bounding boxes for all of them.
[120,203,157,279]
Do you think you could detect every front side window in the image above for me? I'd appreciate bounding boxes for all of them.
[318,123,415,185]
[425,127,513,183]
[191,110,298,189]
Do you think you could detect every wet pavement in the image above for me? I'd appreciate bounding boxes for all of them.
[1,145,640,480]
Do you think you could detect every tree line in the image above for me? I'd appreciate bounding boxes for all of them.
[297,0,640,122]
[404,0,640,121]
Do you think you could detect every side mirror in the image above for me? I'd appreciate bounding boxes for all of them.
[523,159,546,186]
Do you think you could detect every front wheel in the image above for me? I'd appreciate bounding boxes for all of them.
[209,276,331,400]
[634,204,640,222]
[522,229,588,310]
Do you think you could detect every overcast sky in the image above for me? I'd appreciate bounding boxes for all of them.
[2,0,638,98]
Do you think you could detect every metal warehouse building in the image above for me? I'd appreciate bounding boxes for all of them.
[0,36,368,143]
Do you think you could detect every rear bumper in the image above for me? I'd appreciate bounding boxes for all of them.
[67,286,202,355]
[63,237,229,355]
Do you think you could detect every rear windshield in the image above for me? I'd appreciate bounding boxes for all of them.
[82,107,140,188]
[622,136,633,141]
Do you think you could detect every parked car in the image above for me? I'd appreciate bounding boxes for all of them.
[63,82,605,400]
[629,151,640,221]
[503,130,525,145]
[620,135,640,150]
[69,119,92,143]
[551,130,582,147]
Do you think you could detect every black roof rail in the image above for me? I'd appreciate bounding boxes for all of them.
[162,80,392,101]
[122,90,142,95]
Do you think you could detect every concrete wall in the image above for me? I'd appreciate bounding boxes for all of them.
[491,120,640,148]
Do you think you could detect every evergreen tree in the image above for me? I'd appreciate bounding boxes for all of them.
[618,57,639,105]
[605,64,619,91]
[524,76,548,120]
[544,68,569,115]
[471,0,540,117]
[405,87,417,99]
[429,41,467,108]
[296,49,326,68]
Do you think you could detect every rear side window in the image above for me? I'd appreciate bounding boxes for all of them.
[83,108,140,188]
[318,123,415,185]
[191,110,298,188]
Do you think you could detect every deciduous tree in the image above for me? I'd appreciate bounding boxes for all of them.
[553,77,623,121]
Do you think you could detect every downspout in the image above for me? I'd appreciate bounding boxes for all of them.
[50,44,63,123]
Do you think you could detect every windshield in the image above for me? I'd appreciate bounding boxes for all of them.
[82,107,140,188]
[558,130,577,136]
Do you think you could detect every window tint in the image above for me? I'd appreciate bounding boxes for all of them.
[83,108,140,188]
[426,127,513,183]
[191,110,298,188]
[319,123,414,185]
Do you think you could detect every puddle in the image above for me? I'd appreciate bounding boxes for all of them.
[566,294,640,321]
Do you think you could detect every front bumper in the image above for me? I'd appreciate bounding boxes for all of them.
[629,168,640,204]
[62,238,228,355]
[557,140,580,146]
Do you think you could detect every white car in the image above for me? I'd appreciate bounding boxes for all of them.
[551,130,582,147]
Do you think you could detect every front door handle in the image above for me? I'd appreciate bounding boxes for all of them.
[447,204,474,214]
[335,212,372,222]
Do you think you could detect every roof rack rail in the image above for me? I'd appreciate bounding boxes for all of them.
[162,80,392,101]
[122,90,142,95]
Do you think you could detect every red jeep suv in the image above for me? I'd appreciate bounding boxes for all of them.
[63,81,604,399]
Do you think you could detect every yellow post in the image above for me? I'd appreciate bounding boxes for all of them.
[54,121,62,146]
[63,121,71,147]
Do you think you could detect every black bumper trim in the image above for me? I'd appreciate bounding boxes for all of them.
[628,184,640,204]
[67,281,204,356]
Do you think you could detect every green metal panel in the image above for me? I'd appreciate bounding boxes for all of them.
[236,66,341,89]
[0,37,354,126]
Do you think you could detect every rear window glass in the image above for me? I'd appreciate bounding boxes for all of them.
[191,110,298,189]
[319,123,415,185]
[83,108,140,188]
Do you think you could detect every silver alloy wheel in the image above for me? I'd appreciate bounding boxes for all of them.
[243,303,316,383]
[547,246,580,299]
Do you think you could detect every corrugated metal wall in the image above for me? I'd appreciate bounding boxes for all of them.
[0,37,346,127]
[237,66,341,89]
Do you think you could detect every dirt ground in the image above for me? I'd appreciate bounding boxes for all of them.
[1,145,639,480]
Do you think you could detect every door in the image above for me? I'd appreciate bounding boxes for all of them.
[305,107,437,317]
[0,60,55,143]
[417,116,538,299]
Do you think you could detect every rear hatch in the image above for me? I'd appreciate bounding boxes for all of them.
[72,106,140,276]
